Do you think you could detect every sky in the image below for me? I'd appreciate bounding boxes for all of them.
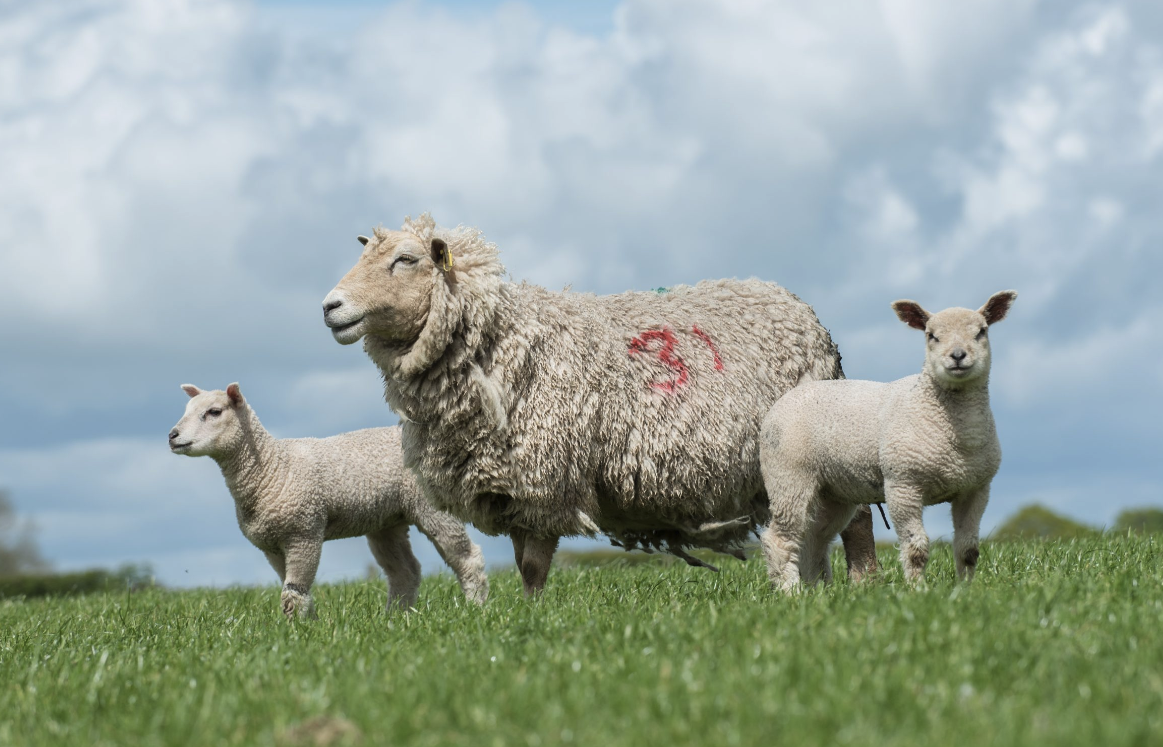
[1,0,1160,588]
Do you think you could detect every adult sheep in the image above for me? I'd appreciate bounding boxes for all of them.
[322,214,877,594]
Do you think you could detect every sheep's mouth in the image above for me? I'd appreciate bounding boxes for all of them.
[945,364,974,376]
[328,317,367,345]
[170,441,193,452]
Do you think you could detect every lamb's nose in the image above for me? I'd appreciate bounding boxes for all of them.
[168,428,180,441]
[951,348,967,362]
[323,298,343,314]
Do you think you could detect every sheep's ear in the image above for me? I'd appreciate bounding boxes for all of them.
[431,237,453,271]
[181,384,201,398]
[357,235,369,246]
[226,383,244,407]
[892,300,930,331]
[979,290,1017,325]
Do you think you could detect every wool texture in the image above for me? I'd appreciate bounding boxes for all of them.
[169,384,489,617]
[327,215,878,566]
[759,291,1016,590]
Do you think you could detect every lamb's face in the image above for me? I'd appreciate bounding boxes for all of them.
[323,230,451,346]
[168,385,244,458]
[892,291,1017,389]
[921,308,993,386]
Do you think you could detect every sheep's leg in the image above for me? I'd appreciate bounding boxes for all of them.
[801,499,857,586]
[280,539,322,620]
[760,470,816,593]
[511,531,526,569]
[412,508,489,605]
[367,523,422,612]
[951,486,989,582]
[885,484,928,583]
[511,529,558,596]
[839,505,879,582]
[264,551,286,584]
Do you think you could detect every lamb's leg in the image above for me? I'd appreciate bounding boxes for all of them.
[951,486,989,582]
[801,499,857,586]
[281,539,322,620]
[412,507,489,605]
[511,529,558,596]
[885,483,929,583]
[264,551,286,584]
[839,505,879,582]
[367,523,422,612]
[761,469,817,593]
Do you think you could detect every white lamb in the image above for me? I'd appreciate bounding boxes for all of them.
[759,291,1017,590]
[168,383,489,618]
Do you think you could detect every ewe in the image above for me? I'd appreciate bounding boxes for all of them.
[168,383,488,618]
[322,214,878,595]
[759,291,1016,590]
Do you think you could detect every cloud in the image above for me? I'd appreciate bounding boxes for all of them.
[0,0,1161,582]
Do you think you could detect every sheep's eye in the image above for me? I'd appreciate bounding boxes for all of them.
[976,328,987,340]
[390,255,419,271]
[927,332,939,343]
[206,408,222,418]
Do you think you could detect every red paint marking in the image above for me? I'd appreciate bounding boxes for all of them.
[628,327,689,392]
[690,325,724,371]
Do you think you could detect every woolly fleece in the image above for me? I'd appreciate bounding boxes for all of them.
[759,291,1016,590]
[168,383,489,618]
[323,215,878,590]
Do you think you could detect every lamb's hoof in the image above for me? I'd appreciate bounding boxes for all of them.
[280,588,316,620]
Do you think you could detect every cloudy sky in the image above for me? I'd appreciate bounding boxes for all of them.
[1,0,1160,588]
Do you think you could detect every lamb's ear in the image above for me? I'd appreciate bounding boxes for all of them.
[979,290,1018,325]
[892,300,930,330]
[226,383,244,407]
[431,237,453,271]
[357,235,369,246]
[181,384,201,398]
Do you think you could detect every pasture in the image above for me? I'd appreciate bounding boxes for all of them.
[1,536,1159,746]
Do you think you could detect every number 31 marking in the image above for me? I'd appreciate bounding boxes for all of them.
[628,325,724,392]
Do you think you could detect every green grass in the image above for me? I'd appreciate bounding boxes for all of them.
[1,536,1161,747]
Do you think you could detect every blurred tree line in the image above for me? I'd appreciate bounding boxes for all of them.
[0,489,48,576]
[992,503,1163,540]
[0,489,154,599]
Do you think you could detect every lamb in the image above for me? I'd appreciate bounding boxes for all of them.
[167,383,489,618]
[321,214,878,595]
[758,291,1017,591]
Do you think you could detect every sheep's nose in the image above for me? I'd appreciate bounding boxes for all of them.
[323,298,343,314]
[950,348,967,362]
[168,428,180,441]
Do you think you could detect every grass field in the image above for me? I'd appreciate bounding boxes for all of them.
[1,536,1160,746]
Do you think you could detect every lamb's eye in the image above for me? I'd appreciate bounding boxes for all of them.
[928,333,939,343]
[206,408,222,418]
[391,256,418,271]
[976,328,987,340]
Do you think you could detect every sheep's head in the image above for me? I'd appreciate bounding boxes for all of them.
[168,383,247,458]
[892,290,1017,388]
[322,229,454,346]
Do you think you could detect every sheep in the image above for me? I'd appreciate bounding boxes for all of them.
[321,214,879,595]
[758,290,1017,591]
[167,382,489,618]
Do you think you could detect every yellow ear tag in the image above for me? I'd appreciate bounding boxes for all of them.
[443,250,454,272]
